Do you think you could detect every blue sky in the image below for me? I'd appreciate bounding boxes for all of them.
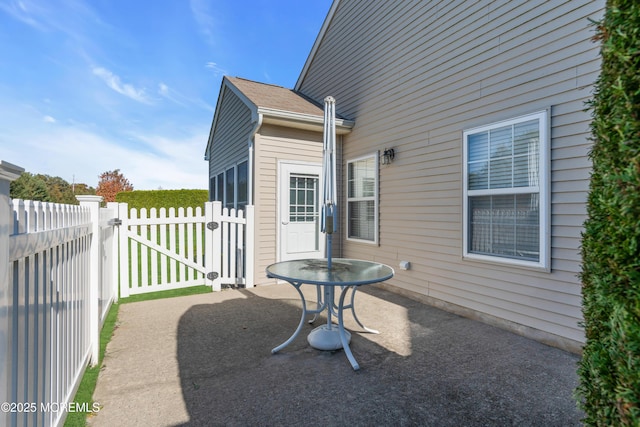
[0,0,332,190]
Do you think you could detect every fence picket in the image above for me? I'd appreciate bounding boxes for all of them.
[1,162,116,427]
[118,202,130,298]
[186,207,194,280]
[130,208,139,291]
[168,208,176,284]
[195,208,203,281]
[159,207,168,286]
[116,201,254,294]
[150,208,159,286]
[140,208,149,288]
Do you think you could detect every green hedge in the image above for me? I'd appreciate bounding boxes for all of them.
[115,189,209,211]
[578,1,640,425]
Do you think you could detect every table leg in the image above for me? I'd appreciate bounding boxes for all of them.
[349,287,379,334]
[307,284,323,324]
[271,281,307,354]
[338,285,360,371]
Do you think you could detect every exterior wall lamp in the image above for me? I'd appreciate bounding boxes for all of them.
[381,148,395,165]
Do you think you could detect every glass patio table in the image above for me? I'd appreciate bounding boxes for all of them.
[266,258,394,370]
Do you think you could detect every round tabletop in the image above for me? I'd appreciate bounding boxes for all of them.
[266,258,394,286]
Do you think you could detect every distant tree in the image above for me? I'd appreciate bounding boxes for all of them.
[9,171,96,204]
[10,172,50,201]
[39,174,76,204]
[73,183,97,196]
[96,169,133,202]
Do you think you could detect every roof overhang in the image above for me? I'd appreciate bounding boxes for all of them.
[205,75,354,161]
[258,107,354,134]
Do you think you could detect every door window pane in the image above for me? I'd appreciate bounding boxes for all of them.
[289,174,318,223]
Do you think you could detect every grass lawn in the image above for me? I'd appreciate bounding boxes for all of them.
[64,285,212,427]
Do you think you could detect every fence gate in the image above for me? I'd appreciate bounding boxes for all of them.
[117,201,254,296]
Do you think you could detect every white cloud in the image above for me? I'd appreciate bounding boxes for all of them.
[157,82,215,113]
[43,115,56,123]
[92,67,153,104]
[0,104,208,190]
[205,61,226,77]
[189,0,218,47]
[157,82,186,107]
[158,83,169,97]
[0,0,47,30]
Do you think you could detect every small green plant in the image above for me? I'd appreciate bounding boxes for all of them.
[64,303,119,427]
[65,286,212,426]
[119,285,211,304]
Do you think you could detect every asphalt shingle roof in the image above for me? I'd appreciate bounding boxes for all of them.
[226,76,325,117]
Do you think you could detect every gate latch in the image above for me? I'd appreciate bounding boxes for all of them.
[207,222,219,230]
[207,272,219,280]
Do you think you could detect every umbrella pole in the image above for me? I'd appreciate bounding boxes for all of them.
[326,213,333,270]
[327,233,332,270]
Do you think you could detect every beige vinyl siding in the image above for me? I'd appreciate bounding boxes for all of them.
[208,88,254,178]
[298,0,604,350]
[252,124,325,285]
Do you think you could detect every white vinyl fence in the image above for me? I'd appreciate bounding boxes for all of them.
[117,201,254,295]
[0,161,118,427]
[1,161,255,426]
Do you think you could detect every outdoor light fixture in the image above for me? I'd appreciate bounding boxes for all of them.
[381,148,395,165]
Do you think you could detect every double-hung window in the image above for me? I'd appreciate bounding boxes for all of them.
[347,154,378,243]
[463,111,549,269]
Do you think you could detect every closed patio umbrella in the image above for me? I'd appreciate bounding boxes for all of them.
[321,96,337,269]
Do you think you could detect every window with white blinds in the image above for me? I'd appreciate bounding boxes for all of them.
[347,154,378,243]
[463,111,549,269]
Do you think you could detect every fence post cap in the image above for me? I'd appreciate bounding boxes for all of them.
[0,160,25,181]
[76,195,104,203]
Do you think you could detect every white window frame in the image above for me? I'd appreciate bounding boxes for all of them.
[462,110,550,270]
[346,153,379,244]
[214,158,249,210]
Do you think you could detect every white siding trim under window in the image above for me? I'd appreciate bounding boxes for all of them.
[463,110,550,270]
[346,153,379,244]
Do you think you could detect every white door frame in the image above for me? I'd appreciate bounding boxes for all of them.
[277,160,325,262]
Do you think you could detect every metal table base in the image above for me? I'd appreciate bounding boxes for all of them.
[267,259,393,371]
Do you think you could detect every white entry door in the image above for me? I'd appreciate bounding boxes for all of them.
[279,162,325,261]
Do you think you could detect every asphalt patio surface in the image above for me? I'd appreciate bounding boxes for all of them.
[87,284,583,427]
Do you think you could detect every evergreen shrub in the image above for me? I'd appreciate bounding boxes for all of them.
[578,1,640,425]
[115,189,209,211]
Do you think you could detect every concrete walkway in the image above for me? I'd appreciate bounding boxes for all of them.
[87,284,583,427]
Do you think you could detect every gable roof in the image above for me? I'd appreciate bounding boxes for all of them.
[205,76,353,158]
[227,76,325,117]
[225,76,353,130]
